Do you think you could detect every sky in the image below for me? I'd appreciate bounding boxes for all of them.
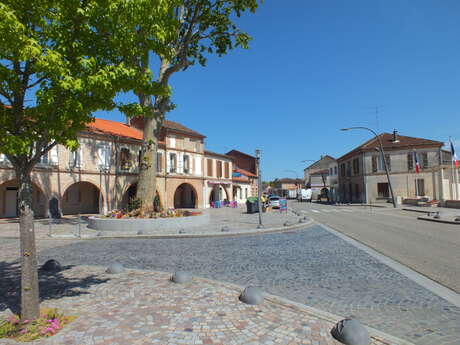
[94,0,460,181]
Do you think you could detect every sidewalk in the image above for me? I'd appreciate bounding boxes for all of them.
[0,264,411,345]
[401,205,460,224]
[0,206,305,239]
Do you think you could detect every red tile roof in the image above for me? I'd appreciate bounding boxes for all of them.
[338,133,443,161]
[163,120,205,138]
[86,118,143,140]
[86,118,205,142]
[234,168,257,177]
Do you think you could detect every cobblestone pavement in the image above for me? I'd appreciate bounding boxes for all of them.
[32,226,460,345]
[0,206,300,239]
[0,265,402,345]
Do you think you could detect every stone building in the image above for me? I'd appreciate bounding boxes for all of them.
[0,117,243,218]
[303,155,336,199]
[226,150,259,197]
[336,130,458,204]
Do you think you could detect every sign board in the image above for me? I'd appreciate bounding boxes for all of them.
[279,198,288,212]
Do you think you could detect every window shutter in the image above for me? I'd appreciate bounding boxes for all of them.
[50,146,58,165]
[195,156,201,175]
[177,152,183,173]
[167,153,171,172]
[78,146,83,168]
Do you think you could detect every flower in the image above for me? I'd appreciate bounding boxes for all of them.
[22,319,29,324]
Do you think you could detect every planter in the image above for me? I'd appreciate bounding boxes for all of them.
[87,212,210,232]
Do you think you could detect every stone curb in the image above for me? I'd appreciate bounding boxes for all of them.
[417,215,460,225]
[1,217,314,241]
[177,274,414,345]
[402,208,435,214]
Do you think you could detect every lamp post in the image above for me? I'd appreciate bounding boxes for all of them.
[255,149,263,227]
[340,127,397,208]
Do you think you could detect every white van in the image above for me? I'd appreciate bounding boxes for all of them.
[298,188,312,202]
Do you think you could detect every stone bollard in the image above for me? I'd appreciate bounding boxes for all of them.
[221,226,230,232]
[454,216,460,222]
[239,286,264,305]
[433,212,441,219]
[283,221,291,227]
[137,230,144,235]
[179,229,187,234]
[106,263,125,274]
[330,319,370,345]
[40,259,62,272]
[171,271,193,284]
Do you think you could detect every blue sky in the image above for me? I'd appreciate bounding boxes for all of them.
[95,0,460,181]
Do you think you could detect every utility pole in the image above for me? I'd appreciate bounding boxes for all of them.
[256,149,263,227]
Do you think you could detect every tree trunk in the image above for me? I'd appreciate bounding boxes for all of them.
[136,95,159,209]
[16,166,40,321]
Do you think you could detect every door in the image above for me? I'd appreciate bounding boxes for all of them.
[5,189,18,217]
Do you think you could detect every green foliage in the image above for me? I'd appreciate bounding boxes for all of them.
[0,308,76,341]
[0,0,175,164]
[127,197,143,212]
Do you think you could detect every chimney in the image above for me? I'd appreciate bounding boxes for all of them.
[392,129,399,143]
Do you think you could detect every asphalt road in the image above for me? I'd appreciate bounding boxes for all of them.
[290,201,460,294]
[36,226,460,345]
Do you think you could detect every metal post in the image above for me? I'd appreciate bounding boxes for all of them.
[256,149,263,227]
[78,213,82,238]
[340,126,397,208]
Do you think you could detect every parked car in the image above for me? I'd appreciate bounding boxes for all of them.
[268,196,281,208]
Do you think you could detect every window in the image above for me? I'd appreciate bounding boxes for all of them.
[340,163,346,177]
[407,153,414,171]
[207,159,213,176]
[346,161,351,177]
[330,168,333,175]
[384,154,391,172]
[169,153,177,173]
[372,156,378,172]
[69,149,81,168]
[224,162,230,178]
[169,136,176,148]
[353,158,359,175]
[422,152,428,169]
[416,179,425,196]
[120,148,131,170]
[183,155,190,174]
[245,188,248,199]
[377,183,389,198]
[97,144,110,169]
[156,152,163,173]
[216,161,222,178]
[334,166,337,175]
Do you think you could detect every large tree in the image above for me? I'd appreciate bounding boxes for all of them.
[134,0,260,207]
[0,0,172,320]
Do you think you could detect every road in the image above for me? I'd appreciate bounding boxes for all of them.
[290,201,460,294]
[32,226,460,345]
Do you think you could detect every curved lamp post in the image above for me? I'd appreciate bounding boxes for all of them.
[340,127,397,208]
[255,149,263,227]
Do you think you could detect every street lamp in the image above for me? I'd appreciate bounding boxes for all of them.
[340,127,397,208]
[255,149,263,227]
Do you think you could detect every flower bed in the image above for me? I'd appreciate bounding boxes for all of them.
[0,308,75,342]
[104,208,202,219]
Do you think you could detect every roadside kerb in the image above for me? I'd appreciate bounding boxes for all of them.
[417,215,460,225]
[0,216,314,241]
[194,275,414,345]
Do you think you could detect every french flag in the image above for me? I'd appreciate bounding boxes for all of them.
[451,140,459,168]
[414,152,420,173]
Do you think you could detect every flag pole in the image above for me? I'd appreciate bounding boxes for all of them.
[450,137,456,200]
[414,151,418,197]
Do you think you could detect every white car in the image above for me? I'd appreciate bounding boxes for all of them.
[268,196,281,208]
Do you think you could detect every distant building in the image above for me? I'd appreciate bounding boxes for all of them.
[272,178,303,198]
[226,150,259,198]
[336,130,459,204]
[303,155,336,199]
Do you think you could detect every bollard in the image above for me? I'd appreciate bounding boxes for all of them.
[78,213,82,238]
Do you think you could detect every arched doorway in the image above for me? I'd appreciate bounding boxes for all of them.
[62,181,102,215]
[174,183,197,209]
[209,184,229,204]
[0,180,46,218]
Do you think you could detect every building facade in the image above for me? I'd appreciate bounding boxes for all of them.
[337,131,459,204]
[0,118,251,218]
[303,155,336,199]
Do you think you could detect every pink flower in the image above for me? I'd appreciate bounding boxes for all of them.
[20,329,28,334]
[23,319,29,324]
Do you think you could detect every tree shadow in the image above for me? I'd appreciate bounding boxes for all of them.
[0,261,110,315]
